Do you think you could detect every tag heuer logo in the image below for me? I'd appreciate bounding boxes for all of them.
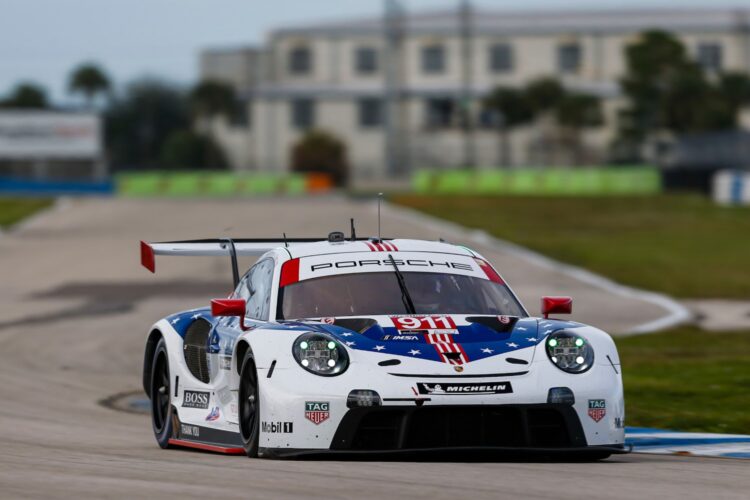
[304,401,330,425]
[588,399,606,422]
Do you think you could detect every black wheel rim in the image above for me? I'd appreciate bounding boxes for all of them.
[239,361,257,442]
[152,353,170,432]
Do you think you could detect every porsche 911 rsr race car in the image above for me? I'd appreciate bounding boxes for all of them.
[140,233,626,459]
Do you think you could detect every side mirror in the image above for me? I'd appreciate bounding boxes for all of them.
[541,296,572,319]
[211,299,252,331]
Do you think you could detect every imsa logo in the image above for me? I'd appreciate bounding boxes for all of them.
[304,401,330,425]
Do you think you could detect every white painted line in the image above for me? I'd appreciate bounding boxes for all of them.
[384,201,692,334]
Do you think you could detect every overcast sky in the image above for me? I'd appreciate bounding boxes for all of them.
[0,0,744,103]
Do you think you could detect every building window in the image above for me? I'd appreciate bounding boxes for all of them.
[557,43,582,73]
[289,46,312,75]
[230,98,251,128]
[291,99,315,129]
[422,44,446,74]
[697,43,722,72]
[355,47,378,74]
[489,43,513,73]
[425,98,455,128]
[358,98,382,128]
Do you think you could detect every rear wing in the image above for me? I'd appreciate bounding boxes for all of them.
[140,236,384,287]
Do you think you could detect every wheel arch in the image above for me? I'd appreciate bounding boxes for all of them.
[143,328,164,397]
[235,340,251,375]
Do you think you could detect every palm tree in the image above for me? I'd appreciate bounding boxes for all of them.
[69,63,111,108]
[483,87,534,167]
[555,93,603,165]
[188,80,238,168]
[188,80,236,121]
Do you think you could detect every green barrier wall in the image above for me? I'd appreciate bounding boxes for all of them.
[116,172,309,197]
[413,167,661,196]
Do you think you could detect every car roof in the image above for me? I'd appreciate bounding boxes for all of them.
[280,238,480,260]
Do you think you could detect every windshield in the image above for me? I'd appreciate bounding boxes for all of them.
[278,271,526,319]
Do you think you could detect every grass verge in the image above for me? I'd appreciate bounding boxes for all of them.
[618,326,750,434]
[392,194,750,299]
[0,198,53,229]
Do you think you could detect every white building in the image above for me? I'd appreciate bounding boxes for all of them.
[200,7,750,180]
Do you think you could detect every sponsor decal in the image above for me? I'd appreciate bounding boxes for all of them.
[320,317,335,324]
[219,355,232,371]
[416,382,512,395]
[454,366,464,372]
[180,423,200,437]
[182,390,210,409]
[614,417,624,429]
[262,421,294,433]
[205,406,220,421]
[392,316,456,331]
[304,401,330,425]
[588,399,606,422]
[383,334,420,341]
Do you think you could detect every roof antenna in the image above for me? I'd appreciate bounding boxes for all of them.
[350,218,356,240]
[377,192,383,241]
[283,232,288,248]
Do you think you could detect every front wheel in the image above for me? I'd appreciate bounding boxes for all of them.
[150,338,173,448]
[238,350,260,457]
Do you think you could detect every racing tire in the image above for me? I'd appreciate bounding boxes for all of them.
[238,350,260,458]
[150,338,173,449]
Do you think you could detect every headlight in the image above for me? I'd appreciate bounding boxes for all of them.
[292,332,349,376]
[545,330,594,374]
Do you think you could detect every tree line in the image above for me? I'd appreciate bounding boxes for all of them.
[0,64,236,170]
[2,30,750,171]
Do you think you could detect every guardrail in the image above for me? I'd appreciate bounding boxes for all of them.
[414,167,661,196]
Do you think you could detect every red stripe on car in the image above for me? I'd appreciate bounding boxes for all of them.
[475,258,505,284]
[279,258,300,287]
[364,241,377,251]
[167,439,245,455]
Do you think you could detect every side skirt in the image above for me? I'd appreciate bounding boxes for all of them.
[169,407,244,455]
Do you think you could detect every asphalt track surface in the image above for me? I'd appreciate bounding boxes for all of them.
[1,197,748,499]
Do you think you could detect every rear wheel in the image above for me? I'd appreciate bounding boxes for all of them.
[238,350,260,457]
[150,338,173,448]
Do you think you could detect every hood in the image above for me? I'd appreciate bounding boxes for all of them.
[288,315,555,366]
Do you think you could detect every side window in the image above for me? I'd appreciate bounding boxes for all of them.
[244,259,275,320]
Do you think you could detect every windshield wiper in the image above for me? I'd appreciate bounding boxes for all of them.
[387,253,416,314]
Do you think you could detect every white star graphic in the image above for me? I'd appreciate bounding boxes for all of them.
[340,333,353,337]
[191,313,201,320]
[171,318,180,325]
[408,349,421,355]
[526,337,537,342]
[507,342,519,348]
[516,326,528,331]
[481,347,494,354]
[345,341,356,347]
[373,345,385,351]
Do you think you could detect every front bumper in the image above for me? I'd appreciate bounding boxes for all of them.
[259,403,629,459]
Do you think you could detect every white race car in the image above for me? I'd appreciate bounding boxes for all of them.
[141,232,626,459]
